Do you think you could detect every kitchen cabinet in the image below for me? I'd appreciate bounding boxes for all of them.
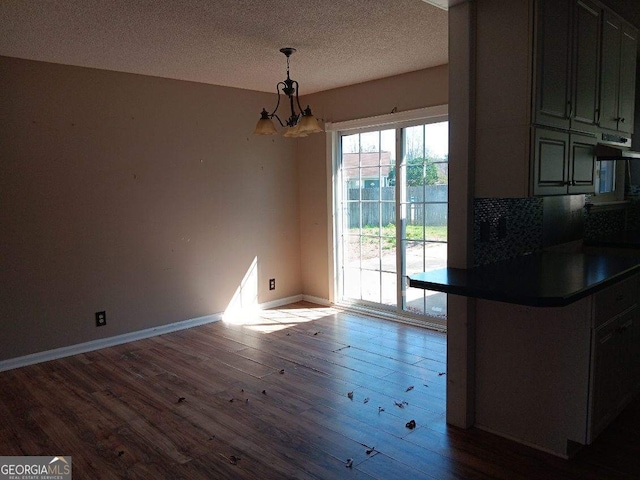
[534,0,601,134]
[475,273,640,457]
[590,316,622,439]
[532,127,595,195]
[589,275,640,440]
[474,0,637,198]
[600,12,638,134]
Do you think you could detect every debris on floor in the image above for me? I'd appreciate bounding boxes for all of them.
[345,458,353,468]
[406,386,414,392]
[405,419,416,429]
[394,400,408,408]
[279,369,285,374]
[378,406,385,413]
[363,397,369,404]
[229,455,241,465]
[118,451,125,457]
[177,396,186,403]
[365,447,375,455]
[347,391,354,400]
[439,372,446,376]
[262,390,267,395]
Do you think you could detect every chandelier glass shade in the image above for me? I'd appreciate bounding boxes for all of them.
[253,48,323,138]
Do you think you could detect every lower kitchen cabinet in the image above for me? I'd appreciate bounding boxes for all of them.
[589,307,635,439]
[475,273,640,457]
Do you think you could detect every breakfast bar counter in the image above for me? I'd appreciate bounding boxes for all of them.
[408,252,640,307]
[409,251,640,458]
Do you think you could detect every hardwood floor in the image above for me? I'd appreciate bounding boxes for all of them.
[0,301,639,479]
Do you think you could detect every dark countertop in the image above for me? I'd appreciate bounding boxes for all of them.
[584,230,640,249]
[408,252,640,307]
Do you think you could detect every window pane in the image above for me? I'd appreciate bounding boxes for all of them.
[424,122,449,163]
[360,131,380,154]
[424,204,447,241]
[361,270,381,303]
[598,160,615,193]
[381,272,397,306]
[426,291,447,319]
[342,134,359,154]
[344,202,361,231]
[343,268,361,299]
[381,241,396,273]
[344,235,361,267]
[405,205,425,240]
[405,125,424,160]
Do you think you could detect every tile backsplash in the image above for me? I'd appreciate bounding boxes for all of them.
[474,194,639,266]
[473,198,543,266]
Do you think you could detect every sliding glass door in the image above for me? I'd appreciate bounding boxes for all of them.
[339,129,397,307]
[401,122,448,319]
[335,119,448,324]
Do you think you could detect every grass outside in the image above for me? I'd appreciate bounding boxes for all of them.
[355,224,447,246]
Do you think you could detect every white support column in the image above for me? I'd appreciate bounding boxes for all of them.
[446,0,476,429]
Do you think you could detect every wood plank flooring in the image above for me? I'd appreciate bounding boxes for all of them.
[0,301,639,479]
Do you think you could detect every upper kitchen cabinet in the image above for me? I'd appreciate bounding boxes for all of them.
[600,13,638,134]
[532,127,596,196]
[475,0,638,198]
[534,0,601,134]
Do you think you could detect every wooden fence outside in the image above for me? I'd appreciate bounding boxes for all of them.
[346,185,447,228]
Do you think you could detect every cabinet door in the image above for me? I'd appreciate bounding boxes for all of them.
[618,25,638,134]
[533,128,570,195]
[591,317,621,439]
[628,306,640,392]
[568,133,596,194]
[534,0,572,130]
[571,0,601,133]
[617,313,638,404]
[599,12,622,132]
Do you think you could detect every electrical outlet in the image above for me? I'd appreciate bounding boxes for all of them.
[95,311,106,327]
[269,278,276,291]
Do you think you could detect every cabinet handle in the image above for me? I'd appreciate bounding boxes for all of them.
[596,108,600,125]
[621,118,625,123]
[567,101,573,118]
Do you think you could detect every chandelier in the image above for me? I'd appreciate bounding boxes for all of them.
[253,48,323,138]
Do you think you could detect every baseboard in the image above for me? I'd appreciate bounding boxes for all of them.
[474,424,570,459]
[302,295,332,306]
[259,294,304,310]
[0,295,305,373]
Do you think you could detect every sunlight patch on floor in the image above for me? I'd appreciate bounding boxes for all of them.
[224,305,340,334]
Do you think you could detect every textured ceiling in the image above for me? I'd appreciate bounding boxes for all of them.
[0,0,449,94]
